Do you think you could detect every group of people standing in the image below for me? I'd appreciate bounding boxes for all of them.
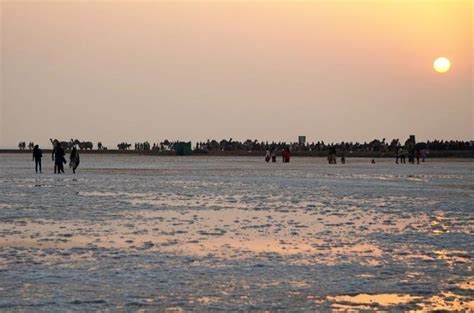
[263,146,427,165]
[395,147,426,164]
[327,147,345,164]
[32,143,80,174]
[265,147,291,163]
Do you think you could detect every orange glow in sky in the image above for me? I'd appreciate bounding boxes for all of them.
[0,0,472,147]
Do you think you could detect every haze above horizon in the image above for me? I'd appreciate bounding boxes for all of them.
[1,0,472,148]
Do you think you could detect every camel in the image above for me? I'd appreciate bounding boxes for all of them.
[117,142,132,150]
[49,138,93,150]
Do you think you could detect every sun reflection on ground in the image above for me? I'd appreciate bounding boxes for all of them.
[326,293,421,309]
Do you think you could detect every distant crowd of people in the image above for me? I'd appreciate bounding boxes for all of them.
[117,140,181,151]
[32,140,80,174]
[395,146,426,164]
[265,147,291,163]
[194,138,472,153]
[25,136,472,172]
[22,138,473,153]
[260,136,434,165]
[131,141,182,152]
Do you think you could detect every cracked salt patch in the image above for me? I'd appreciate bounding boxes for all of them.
[0,154,472,311]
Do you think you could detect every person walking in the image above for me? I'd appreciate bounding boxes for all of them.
[52,143,66,174]
[265,149,271,163]
[69,147,80,174]
[328,147,337,164]
[271,148,277,163]
[415,149,421,164]
[421,149,427,162]
[282,147,291,163]
[400,148,406,164]
[32,145,43,173]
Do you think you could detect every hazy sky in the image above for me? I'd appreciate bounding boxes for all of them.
[1,0,472,148]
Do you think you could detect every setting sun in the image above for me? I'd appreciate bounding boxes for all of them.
[433,57,451,73]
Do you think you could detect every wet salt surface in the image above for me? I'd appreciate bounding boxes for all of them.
[0,154,473,311]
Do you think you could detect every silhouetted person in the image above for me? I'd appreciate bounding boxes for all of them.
[395,146,401,164]
[32,145,43,173]
[328,147,337,164]
[69,147,80,174]
[371,159,376,164]
[265,149,271,163]
[399,149,406,164]
[408,148,415,164]
[282,147,291,163]
[421,149,427,162]
[415,149,421,164]
[52,143,66,174]
[271,148,277,162]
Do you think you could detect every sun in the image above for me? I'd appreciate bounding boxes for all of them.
[433,57,451,73]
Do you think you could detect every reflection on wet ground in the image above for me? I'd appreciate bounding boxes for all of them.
[0,155,472,311]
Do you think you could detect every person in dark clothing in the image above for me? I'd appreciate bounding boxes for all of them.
[52,141,58,173]
[408,148,415,164]
[415,149,421,164]
[400,149,406,164]
[328,147,337,164]
[32,145,43,173]
[282,147,291,163]
[271,148,277,162]
[69,147,80,174]
[395,146,401,164]
[52,143,66,174]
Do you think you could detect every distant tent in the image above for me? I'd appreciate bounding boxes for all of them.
[174,142,192,156]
